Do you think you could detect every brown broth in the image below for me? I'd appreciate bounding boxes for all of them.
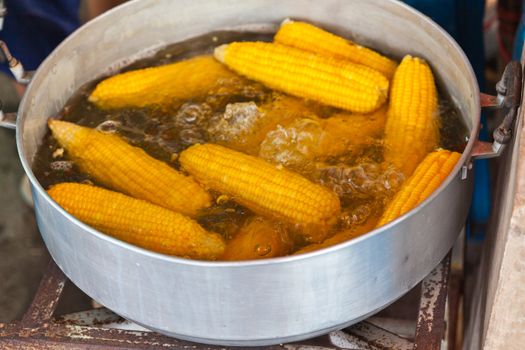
[32,30,468,258]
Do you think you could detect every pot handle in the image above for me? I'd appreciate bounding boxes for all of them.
[0,101,16,129]
[471,61,523,159]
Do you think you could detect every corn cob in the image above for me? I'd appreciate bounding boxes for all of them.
[222,217,292,260]
[383,55,440,177]
[179,144,341,242]
[214,42,389,113]
[89,55,236,109]
[377,149,461,227]
[295,216,378,255]
[48,183,225,260]
[48,120,211,217]
[275,20,397,78]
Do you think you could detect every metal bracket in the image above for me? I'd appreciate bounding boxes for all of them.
[0,40,34,84]
[0,256,453,350]
[479,92,504,109]
[471,61,523,159]
[0,2,34,84]
[0,5,35,130]
[0,100,16,129]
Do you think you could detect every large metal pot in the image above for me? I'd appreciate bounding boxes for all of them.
[0,0,520,346]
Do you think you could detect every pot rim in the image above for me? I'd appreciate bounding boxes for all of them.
[15,0,480,268]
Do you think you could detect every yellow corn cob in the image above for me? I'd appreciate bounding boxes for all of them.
[48,120,211,217]
[222,217,292,260]
[214,42,389,113]
[295,215,379,254]
[275,20,397,78]
[179,144,341,242]
[383,55,440,177]
[48,183,225,260]
[89,55,236,109]
[377,149,461,227]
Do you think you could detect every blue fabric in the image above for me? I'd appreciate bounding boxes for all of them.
[403,0,490,239]
[513,1,525,59]
[403,0,486,87]
[0,0,80,75]
[514,19,525,59]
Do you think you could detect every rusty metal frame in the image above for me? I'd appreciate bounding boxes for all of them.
[0,255,453,350]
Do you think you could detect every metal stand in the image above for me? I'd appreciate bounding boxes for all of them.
[0,254,455,349]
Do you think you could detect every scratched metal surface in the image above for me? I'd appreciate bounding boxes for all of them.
[0,257,452,349]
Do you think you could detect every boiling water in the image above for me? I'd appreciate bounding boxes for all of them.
[32,31,468,256]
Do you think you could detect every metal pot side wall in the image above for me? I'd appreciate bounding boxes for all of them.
[32,172,472,345]
[17,0,479,345]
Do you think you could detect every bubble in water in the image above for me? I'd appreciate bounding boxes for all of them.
[96,120,121,133]
[254,244,272,256]
[179,128,205,145]
[174,102,212,128]
[319,163,404,203]
[259,118,323,171]
[207,102,261,143]
[340,204,373,227]
[50,161,74,172]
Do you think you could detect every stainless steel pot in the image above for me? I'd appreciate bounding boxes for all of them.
[0,0,521,346]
